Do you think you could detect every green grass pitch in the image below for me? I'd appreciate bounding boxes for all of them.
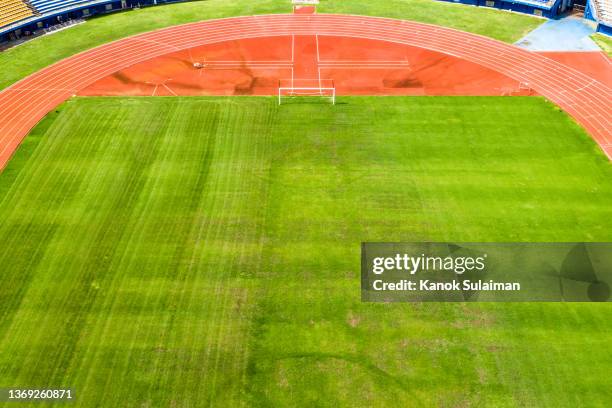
[592,34,612,57]
[0,96,611,406]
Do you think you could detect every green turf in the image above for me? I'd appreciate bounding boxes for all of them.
[0,96,611,407]
[592,33,612,57]
[0,0,542,91]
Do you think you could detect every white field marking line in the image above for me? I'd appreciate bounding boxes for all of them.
[162,83,178,96]
[144,78,176,96]
[318,62,411,66]
[321,67,412,70]
[318,60,412,63]
[8,88,78,92]
[316,34,322,92]
[198,60,293,63]
[204,62,294,65]
[200,62,293,69]
[187,48,195,65]
[204,67,293,70]
[134,37,184,53]
[319,63,411,69]
[0,15,606,155]
[575,80,597,92]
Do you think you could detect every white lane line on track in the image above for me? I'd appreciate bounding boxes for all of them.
[9,88,78,92]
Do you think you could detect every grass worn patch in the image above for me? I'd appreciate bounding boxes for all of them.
[592,33,612,56]
[0,0,543,90]
[0,96,610,406]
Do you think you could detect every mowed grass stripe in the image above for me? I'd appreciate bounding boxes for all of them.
[69,100,217,404]
[187,102,273,406]
[0,96,610,407]
[0,101,134,371]
[51,99,273,406]
[1,99,171,388]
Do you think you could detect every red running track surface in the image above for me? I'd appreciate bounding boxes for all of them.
[78,36,535,97]
[0,14,611,169]
[539,52,612,88]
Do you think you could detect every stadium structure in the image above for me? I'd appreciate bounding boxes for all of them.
[585,0,612,34]
[0,0,610,406]
[2,0,612,42]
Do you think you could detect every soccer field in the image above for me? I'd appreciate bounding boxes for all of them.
[0,96,611,406]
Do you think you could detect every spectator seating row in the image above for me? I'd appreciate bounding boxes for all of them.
[0,0,34,27]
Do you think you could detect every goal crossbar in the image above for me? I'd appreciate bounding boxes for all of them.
[278,79,336,105]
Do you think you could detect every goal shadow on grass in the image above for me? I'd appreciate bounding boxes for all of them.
[277,96,346,105]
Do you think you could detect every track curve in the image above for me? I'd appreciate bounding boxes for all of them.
[0,14,610,168]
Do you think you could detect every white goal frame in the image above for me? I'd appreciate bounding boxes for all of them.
[278,79,336,105]
[291,0,319,13]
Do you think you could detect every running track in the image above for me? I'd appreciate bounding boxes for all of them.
[0,14,611,169]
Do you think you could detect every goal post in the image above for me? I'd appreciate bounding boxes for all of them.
[292,0,319,12]
[278,78,336,105]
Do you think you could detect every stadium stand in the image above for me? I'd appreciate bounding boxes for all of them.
[0,0,190,43]
[0,0,124,43]
[440,0,574,18]
[0,0,35,27]
[29,0,100,15]
[585,0,612,34]
[593,0,612,23]
[1,0,609,44]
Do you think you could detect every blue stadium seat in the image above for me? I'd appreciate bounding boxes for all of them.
[30,0,98,15]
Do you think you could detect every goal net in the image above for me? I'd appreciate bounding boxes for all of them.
[278,79,336,105]
[292,0,319,13]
